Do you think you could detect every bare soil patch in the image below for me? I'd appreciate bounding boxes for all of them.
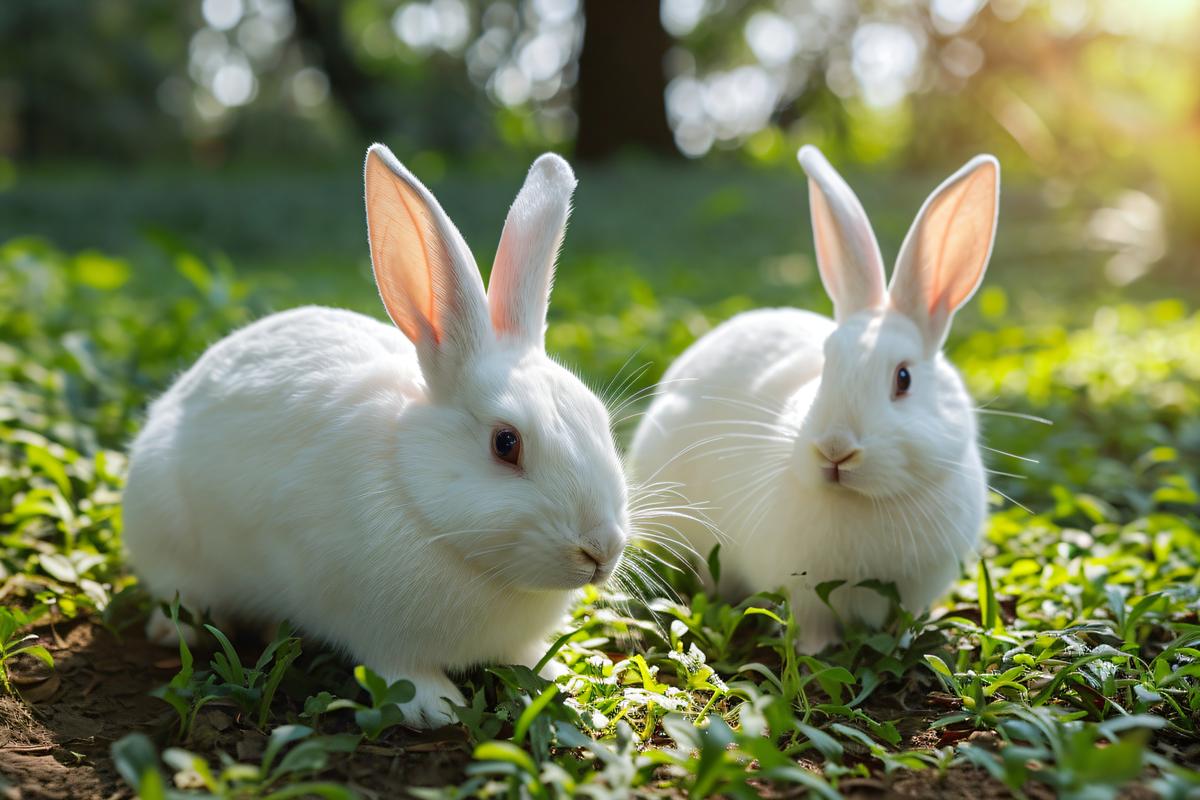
[0,619,473,799]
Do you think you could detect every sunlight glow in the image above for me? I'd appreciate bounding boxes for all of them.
[930,0,986,35]
[212,58,256,107]
[202,0,243,32]
[661,0,709,37]
[392,0,470,53]
[851,22,922,109]
[745,11,799,68]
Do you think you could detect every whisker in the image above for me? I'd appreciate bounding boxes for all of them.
[980,444,1040,464]
[599,349,647,405]
[627,543,693,577]
[608,377,698,419]
[975,408,1053,426]
[988,485,1034,515]
[672,418,797,436]
[698,393,788,419]
[929,455,1028,481]
[426,527,510,543]
[633,525,705,561]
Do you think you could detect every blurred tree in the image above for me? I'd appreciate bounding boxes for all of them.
[0,0,189,161]
[574,0,674,160]
[3,0,1199,281]
[290,0,395,136]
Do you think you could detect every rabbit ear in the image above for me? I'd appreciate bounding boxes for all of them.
[889,155,999,351]
[798,145,886,322]
[364,144,491,391]
[487,153,576,348]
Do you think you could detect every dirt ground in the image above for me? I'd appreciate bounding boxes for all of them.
[0,618,474,800]
[0,618,1168,799]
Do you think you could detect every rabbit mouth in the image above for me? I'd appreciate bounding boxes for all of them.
[821,464,868,494]
[581,553,616,586]
[822,464,859,488]
[588,564,612,585]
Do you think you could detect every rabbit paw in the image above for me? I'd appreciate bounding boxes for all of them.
[145,606,197,648]
[538,658,569,681]
[145,605,238,648]
[513,641,569,681]
[796,624,841,655]
[400,673,467,729]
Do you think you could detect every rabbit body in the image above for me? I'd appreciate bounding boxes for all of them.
[123,147,630,727]
[125,307,569,678]
[631,147,1000,652]
[631,308,984,652]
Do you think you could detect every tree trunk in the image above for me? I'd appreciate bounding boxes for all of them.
[574,0,676,161]
[289,0,394,138]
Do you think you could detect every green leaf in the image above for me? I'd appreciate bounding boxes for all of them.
[513,685,559,744]
[167,599,194,684]
[815,580,846,609]
[757,766,840,800]
[830,722,879,749]
[856,579,901,607]
[253,622,295,672]
[110,733,165,794]
[262,724,314,775]
[23,444,73,498]
[204,624,245,686]
[270,734,361,782]
[353,665,388,707]
[977,559,1001,633]
[923,655,959,693]
[473,740,538,777]
[354,708,383,740]
[796,722,843,761]
[532,627,580,676]
[12,643,54,669]
[811,665,855,688]
[743,606,784,625]
[381,677,416,707]
[176,253,213,294]
[258,638,302,729]
[263,782,360,800]
[72,251,131,290]
[162,748,218,791]
[1096,714,1166,738]
[706,544,721,586]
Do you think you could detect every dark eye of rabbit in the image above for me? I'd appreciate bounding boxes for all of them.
[492,427,522,467]
[893,365,912,399]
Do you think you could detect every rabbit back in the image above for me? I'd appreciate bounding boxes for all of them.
[630,307,832,572]
[123,305,413,594]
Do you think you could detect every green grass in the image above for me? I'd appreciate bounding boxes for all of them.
[1,163,1198,798]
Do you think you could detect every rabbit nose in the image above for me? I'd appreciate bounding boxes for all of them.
[582,521,626,565]
[813,433,862,467]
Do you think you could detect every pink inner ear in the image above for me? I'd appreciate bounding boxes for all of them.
[489,290,517,338]
[810,181,846,300]
[916,162,997,317]
[488,228,523,338]
[365,153,439,344]
[486,153,574,346]
[803,159,885,320]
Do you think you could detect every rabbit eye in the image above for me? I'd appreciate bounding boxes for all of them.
[492,427,522,467]
[893,364,912,399]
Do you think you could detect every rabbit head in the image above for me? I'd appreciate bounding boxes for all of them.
[364,145,628,591]
[791,145,999,503]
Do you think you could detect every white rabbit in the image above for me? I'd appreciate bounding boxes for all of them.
[122,145,630,728]
[630,146,999,653]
